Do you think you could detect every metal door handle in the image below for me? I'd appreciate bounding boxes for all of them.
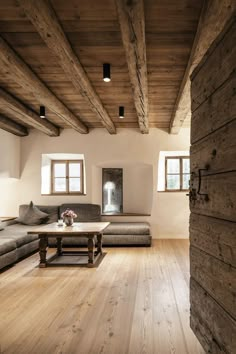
[197,167,209,201]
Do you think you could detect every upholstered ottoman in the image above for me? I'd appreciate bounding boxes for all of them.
[103,222,151,246]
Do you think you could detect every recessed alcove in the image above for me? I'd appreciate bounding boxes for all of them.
[92,161,153,215]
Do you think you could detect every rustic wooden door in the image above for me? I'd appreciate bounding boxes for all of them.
[189,14,236,354]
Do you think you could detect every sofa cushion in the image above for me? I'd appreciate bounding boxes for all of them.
[0,224,40,247]
[0,238,16,256]
[19,205,59,224]
[17,201,49,225]
[4,234,38,248]
[0,249,17,270]
[0,220,4,231]
[60,204,101,222]
[103,222,150,235]
[37,205,59,224]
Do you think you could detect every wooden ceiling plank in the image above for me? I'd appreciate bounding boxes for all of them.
[19,0,116,134]
[169,0,236,134]
[0,113,28,136]
[115,0,149,134]
[0,36,88,134]
[0,88,59,136]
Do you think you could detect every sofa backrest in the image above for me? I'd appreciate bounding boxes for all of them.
[19,205,59,224]
[60,204,101,222]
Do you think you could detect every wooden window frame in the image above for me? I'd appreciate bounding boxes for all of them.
[51,159,84,195]
[165,156,190,192]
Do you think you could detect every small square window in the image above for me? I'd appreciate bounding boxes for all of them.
[165,156,190,191]
[51,160,84,195]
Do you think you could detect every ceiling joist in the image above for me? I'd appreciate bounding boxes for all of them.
[0,114,28,137]
[115,0,149,134]
[19,0,116,134]
[0,36,88,134]
[0,88,59,137]
[169,0,236,134]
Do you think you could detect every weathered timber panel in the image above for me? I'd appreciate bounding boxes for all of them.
[190,214,236,267]
[190,278,236,354]
[191,71,236,144]
[190,246,236,319]
[190,14,236,353]
[191,117,236,172]
[190,172,236,222]
[191,16,236,112]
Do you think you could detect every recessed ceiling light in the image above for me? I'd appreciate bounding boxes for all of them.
[119,106,124,119]
[103,63,111,82]
[40,106,46,118]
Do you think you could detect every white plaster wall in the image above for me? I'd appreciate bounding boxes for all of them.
[16,127,190,238]
[0,129,20,178]
[0,129,21,216]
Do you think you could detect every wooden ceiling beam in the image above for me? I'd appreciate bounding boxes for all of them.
[0,88,59,137]
[115,0,149,134]
[169,0,236,134]
[19,0,116,134]
[0,114,28,137]
[0,36,88,134]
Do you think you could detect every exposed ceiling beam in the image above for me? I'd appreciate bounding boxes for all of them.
[19,0,116,134]
[169,0,236,134]
[0,114,28,137]
[0,88,59,137]
[115,0,149,134]
[0,36,88,134]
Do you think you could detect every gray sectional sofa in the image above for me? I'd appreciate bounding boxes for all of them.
[0,203,151,271]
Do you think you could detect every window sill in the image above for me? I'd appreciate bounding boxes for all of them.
[102,213,151,216]
[41,193,87,196]
[157,190,189,193]
[0,217,16,221]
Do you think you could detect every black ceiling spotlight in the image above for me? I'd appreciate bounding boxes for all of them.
[119,106,124,119]
[103,63,111,82]
[39,106,45,118]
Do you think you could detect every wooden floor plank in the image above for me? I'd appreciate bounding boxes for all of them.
[0,241,204,354]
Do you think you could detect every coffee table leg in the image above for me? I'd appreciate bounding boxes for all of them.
[88,235,95,266]
[97,233,103,254]
[57,237,62,255]
[39,236,48,268]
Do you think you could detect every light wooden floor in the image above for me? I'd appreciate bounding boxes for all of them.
[0,240,204,354]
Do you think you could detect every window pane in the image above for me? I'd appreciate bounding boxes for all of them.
[69,178,81,192]
[54,178,66,192]
[167,159,180,174]
[69,162,81,177]
[167,175,180,190]
[182,158,190,173]
[183,174,190,190]
[54,163,66,177]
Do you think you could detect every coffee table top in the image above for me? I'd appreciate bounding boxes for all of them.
[28,222,110,235]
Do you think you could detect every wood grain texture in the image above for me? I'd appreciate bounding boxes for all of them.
[191,15,236,112]
[0,240,204,354]
[190,213,236,267]
[190,13,236,354]
[0,113,28,136]
[190,278,236,354]
[170,0,236,134]
[0,35,88,134]
[0,87,59,136]
[190,246,236,319]
[0,0,203,131]
[19,0,116,134]
[115,0,148,134]
[190,171,236,222]
[191,118,236,173]
[191,72,236,144]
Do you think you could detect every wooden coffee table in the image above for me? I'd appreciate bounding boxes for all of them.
[28,222,110,268]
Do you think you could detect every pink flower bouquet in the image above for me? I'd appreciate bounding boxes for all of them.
[61,209,77,218]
